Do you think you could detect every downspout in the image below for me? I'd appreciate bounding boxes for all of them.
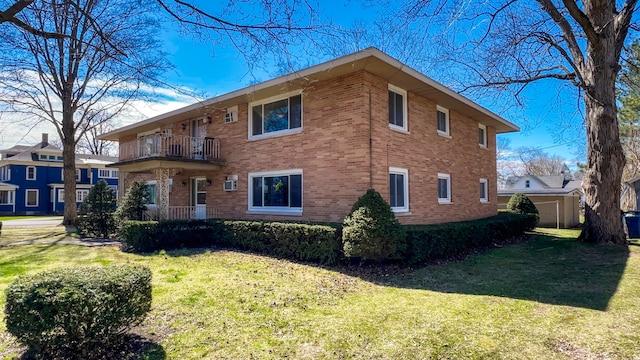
[369,90,373,189]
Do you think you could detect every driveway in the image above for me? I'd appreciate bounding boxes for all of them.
[2,216,64,227]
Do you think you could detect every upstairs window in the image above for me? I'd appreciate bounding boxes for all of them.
[26,166,36,180]
[437,106,450,136]
[388,85,407,131]
[479,124,487,147]
[250,93,302,138]
[525,180,530,188]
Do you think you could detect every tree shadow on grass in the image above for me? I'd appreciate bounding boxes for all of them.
[339,231,630,311]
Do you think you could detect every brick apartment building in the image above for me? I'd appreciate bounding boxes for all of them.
[100,48,519,224]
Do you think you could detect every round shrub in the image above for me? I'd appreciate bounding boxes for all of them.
[342,189,405,261]
[5,265,152,358]
[507,192,539,215]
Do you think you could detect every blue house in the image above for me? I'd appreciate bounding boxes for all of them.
[0,133,118,215]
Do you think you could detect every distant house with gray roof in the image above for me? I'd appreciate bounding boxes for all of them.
[498,174,583,228]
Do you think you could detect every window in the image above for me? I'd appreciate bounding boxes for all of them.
[249,170,302,214]
[389,167,409,212]
[26,166,36,180]
[437,106,450,136]
[0,190,14,205]
[39,154,47,160]
[250,93,302,138]
[57,156,63,161]
[26,189,38,207]
[1,165,10,181]
[525,180,530,188]
[479,124,487,147]
[99,169,119,179]
[76,169,81,181]
[438,173,451,204]
[388,85,407,131]
[146,181,157,206]
[58,189,64,202]
[48,155,56,160]
[77,189,89,202]
[480,178,488,203]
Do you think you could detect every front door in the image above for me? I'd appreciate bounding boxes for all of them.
[191,177,207,219]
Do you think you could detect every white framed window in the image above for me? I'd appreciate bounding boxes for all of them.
[146,181,157,206]
[388,85,408,132]
[480,178,488,203]
[26,189,38,207]
[77,189,89,202]
[389,167,409,212]
[76,169,81,181]
[1,165,10,181]
[249,92,302,139]
[438,173,451,204]
[39,154,47,160]
[26,166,36,180]
[0,190,14,205]
[437,106,450,137]
[479,123,487,148]
[48,155,55,160]
[58,189,65,202]
[98,169,119,179]
[248,169,302,215]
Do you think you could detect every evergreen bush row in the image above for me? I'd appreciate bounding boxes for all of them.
[120,219,342,265]
[120,213,536,265]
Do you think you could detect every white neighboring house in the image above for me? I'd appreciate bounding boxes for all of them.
[498,174,583,228]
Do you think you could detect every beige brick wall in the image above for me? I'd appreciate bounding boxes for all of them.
[123,70,499,224]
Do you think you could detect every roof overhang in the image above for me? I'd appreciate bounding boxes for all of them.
[100,48,520,141]
[0,182,18,190]
[498,189,583,197]
[108,158,224,173]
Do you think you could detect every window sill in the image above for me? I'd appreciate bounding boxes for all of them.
[392,210,412,216]
[247,209,303,216]
[480,199,489,203]
[248,128,302,141]
[479,144,488,149]
[438,200,451,204]
[437,132,452,139]
[389,124,409,134]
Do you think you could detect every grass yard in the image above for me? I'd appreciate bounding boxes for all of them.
[0,225,77,244]
[0,228,638,359]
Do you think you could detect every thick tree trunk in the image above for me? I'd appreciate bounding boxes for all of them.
[579,0,627,244]
[62,93,77,226]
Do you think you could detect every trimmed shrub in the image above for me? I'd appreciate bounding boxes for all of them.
[402,213,538,264]
[5,265,152,358]
[77,179,117,238]
[118,219,342,264]
[342,189,405,261]
[114,180,149,225]
[119,220,159,252]
[507,192,539,216]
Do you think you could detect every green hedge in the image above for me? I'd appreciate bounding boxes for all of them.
[402,213,538,264]
[5,265,152,358]
[120,219,342,265]
[119,214,535,266]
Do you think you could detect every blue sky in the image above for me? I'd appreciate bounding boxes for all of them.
[0,0,587,168]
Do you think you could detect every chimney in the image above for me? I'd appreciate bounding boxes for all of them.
[41,133,48,148]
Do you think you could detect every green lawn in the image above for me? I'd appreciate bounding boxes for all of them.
[0,225,77,244]
[0,228,638,359]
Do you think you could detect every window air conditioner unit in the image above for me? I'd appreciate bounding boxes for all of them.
[224,106,238,124]
[223,180,237,191]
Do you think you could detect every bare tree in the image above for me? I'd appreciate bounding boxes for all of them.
[77,115,116,156]
[0,0,170,225]
[389,0,636,244]
[518,147,570,177]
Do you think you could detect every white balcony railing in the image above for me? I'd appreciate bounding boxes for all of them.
[119,134,221,162]
[144,206,220,221]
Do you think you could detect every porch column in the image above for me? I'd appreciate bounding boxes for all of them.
[153,168,177,220]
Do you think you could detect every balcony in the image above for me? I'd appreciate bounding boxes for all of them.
[115,134,225,172]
